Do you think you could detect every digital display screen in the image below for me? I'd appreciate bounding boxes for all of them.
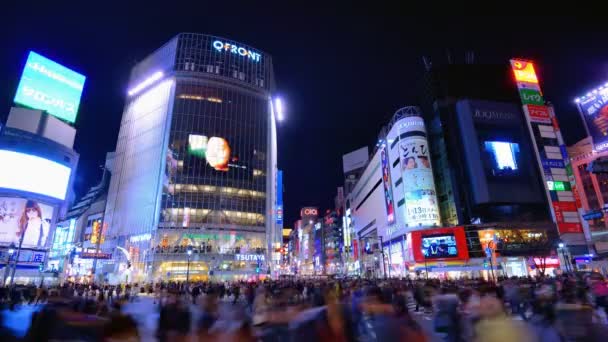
[0,197,54,248]
[0,150,71,200]
[578,87,608,152]
[421,234,458,259]
[14,51,86,123]
[484,141,520,176]
[188,134,231,171]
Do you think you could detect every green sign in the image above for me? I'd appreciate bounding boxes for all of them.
[519,88,544,105]
[547,180,570,191]
[14,51,86,123]
[566,163,573,177]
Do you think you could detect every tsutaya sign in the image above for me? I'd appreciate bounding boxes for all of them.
[212,40,261,62]
[235,254,265,262]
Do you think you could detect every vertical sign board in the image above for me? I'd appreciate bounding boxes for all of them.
[276,170,283,225]
[510,59,583,235]
[380,144,396,224]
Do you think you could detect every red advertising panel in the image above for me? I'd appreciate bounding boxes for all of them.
[412,226,469,263]
[557,222,583,234]
[526,104,552,124]
[353,239,359,261]
[552,201,577,212]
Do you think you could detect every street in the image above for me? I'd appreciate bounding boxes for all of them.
[1,294,445,341]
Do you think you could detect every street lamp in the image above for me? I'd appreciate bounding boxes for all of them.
[186,246,193,286]
[557,242,570,273]
[3,244,15,285]
[421,248,429,280]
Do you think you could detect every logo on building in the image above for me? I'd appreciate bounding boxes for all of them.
[212,40,261,62]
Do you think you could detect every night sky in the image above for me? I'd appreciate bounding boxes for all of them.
[1,9,607,226]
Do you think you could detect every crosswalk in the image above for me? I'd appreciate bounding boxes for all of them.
[406,297,433,320]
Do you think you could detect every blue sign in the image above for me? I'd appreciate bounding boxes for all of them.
[542,159,565,169]
[560,145,569,160]
[276,170,283,225]
[583,211,604,220]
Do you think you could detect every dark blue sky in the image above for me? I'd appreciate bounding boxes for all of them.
[1,8,606,226]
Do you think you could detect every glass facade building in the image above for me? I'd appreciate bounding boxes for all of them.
[105,33,278,282]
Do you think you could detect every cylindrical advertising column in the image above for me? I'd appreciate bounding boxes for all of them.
[396,115,441,227]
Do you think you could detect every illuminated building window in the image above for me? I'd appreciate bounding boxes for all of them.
[253,169,265,177]
[178,94,223,103]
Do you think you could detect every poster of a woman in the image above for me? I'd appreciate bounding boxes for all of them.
[17,200,51,248]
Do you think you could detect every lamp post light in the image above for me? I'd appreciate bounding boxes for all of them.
[3,244,15,285]
[186,246,193,286]
[557,242,570,273]
[421,249,429,280]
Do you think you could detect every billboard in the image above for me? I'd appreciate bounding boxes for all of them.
[0,197,54,248]
[398,116,440,227]
[421,234,458,259]
[577,87,608,152]
[411,226,469,262]
[0,149,71,200]
[14,51,86,123]
[380,145,396,224]
[188,134,231,171]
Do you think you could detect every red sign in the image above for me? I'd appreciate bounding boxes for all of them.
[411,226,469,263]
[301,207,318,217]
[353,239,359,261]
[553,201,577,212]
[572,185,583,208]
[526,104,551,123]
[554,209,564,223]
[552,117,561,132]
[557,222,583,234]
[533,257,560,267]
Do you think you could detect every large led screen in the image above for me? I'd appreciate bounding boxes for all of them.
[0,197,54,248]
[483,141,520,176]
[188,134,231,171]
[421,234,458,259]
[578,88,608,152]
[0,150,71,200]
[14,51,86,123]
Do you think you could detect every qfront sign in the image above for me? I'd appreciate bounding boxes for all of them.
[212,40,261,62]
[235,254,265,262]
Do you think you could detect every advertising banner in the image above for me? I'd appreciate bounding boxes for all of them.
[411,227,468,262]
[13,51,86,123]
[0,249,45,265]
[519,89,544,105]
[526,104,552,124]
[398,117,440,227]
[557,222,583,234]
[552,201,577,212]
[578,88,608,152]
[0,197,54,248]
[380,146,396,224]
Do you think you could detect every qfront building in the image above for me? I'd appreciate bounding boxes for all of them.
[104,33,279,282]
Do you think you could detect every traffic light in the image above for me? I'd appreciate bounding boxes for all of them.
[255,267,260,273]
[38,262,44,272]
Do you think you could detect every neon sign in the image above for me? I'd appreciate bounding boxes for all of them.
[212,40,261,62]
[511,60,539,84]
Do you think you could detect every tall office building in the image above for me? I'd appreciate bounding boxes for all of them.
[104,33,278,282]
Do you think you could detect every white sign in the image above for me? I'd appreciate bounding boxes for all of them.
[129,233,151,243]
[235,254,265,262]
[212,40,261,62]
